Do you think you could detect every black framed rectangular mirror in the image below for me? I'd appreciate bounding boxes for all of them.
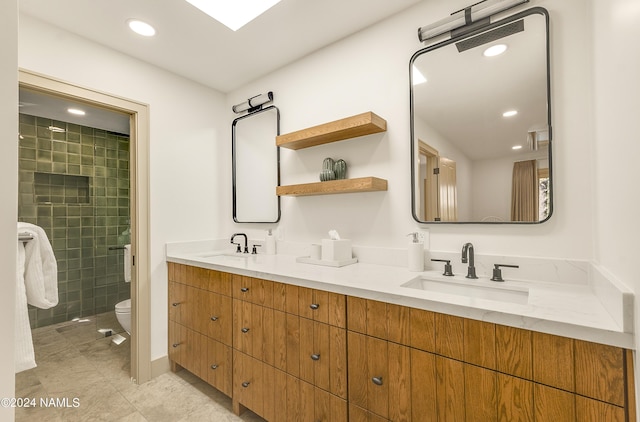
[232,105,281,223]
[410,7,552,223]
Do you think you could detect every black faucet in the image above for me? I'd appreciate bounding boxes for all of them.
[461,243,478,279]
[230,233,249,253]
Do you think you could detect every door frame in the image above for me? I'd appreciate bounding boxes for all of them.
[18,69,152,384]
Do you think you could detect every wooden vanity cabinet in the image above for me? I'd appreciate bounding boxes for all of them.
[168,263,233,397]
[232,277,348,421]
[169,264,634,422]
[346,296,634,422]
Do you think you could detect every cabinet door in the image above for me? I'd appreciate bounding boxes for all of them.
[464,364,497,422]
[202,336,232,397]
[232,300,274,363]
[168,322,201,378]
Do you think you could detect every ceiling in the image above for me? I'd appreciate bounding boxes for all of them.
[19,0,423,93]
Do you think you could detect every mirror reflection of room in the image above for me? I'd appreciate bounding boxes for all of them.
[411,10,551,223]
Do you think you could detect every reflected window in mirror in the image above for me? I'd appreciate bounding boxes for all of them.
[232,105,280,223]
[410,8,552,224]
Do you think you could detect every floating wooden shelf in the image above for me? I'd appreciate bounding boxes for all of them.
[276,111,387,150]
[276,177,388,197]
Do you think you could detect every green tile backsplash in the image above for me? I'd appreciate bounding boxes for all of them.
[18,113,130,329]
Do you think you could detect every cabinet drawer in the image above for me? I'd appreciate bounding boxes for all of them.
[232,275,274,307]
[298,287,346,327]
[347,332,413,421]
[233,350,274,420]
[205,291,232,346]
[347,296,421,347]
[202,337,232,398]
[168,321,203,379]
[232,300,275,365]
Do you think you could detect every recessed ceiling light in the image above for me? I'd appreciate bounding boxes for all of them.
[127,19,156,37]
[413,66,427,85]
[185,0,282,31]
[67,108,86,116]
[484,44,508,57]
[512,145,523,150]
[503,110,518,117]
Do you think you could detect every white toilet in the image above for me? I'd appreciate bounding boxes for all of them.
[115,244,132,334]
[115,299,131,334]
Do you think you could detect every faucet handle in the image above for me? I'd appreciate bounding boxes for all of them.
[252,244,261,254]
[431,259,454,276]
[491,264,519,282]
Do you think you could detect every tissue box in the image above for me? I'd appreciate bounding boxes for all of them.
[321,239,352,261]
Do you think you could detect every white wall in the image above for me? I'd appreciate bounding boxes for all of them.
[0,2,18,420]
[229,0,595,258]
[591,0,640,353]
[17,14,228,361]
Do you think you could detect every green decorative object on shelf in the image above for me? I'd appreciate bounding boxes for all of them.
[320,157,336,181]
[334,159,347,179]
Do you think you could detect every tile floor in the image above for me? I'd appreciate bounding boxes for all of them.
[15,312,264,422]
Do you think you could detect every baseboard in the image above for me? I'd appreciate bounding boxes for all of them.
[151,355,170,379]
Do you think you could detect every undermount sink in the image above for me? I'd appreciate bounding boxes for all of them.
[401,277,529,304]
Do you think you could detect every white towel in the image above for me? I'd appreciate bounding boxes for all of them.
[15,240,36,373]
[124,244,132,283]
[17,222,58,309]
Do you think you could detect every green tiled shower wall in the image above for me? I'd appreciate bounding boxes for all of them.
[18,113,131,328]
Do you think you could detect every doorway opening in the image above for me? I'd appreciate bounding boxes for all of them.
[17,70,151,385]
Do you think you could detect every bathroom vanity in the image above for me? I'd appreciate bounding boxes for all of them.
[166,243,635,422]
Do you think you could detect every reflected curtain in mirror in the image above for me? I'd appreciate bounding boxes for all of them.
[511,159,538,222]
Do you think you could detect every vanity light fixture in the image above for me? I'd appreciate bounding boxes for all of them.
[503,110,518,117]
[67,108,86,116]
[127,19,156,37]
[232,91,274,114]
[185,0,281,31]
[418,0,529,43]
[483,44,507,57]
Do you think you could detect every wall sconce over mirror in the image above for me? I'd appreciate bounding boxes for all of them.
[410,7,552,224]
[232,91,281,223]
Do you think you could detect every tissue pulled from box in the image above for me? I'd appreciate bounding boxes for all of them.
[328,230,341,240]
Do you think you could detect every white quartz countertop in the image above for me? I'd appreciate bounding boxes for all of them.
[166,246,634,349]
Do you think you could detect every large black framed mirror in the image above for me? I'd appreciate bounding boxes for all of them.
[410,7,552,224]
[232,105,281,223]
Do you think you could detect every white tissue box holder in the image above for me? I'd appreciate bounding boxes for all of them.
[321,239,352,262]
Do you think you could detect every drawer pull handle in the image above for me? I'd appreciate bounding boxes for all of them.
[372,376,383,386]
[242,381,250,388]
[241,327,250,333]
[240,287,249,293]
[172,343,180,348]
[310,303,320,310]
[172,302,180,307]
[211,364,218,370]
[211,316,219,321]
[311,354,320,361]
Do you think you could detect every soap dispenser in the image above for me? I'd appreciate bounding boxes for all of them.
[265,229,276,255]
[407,233,424,272]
